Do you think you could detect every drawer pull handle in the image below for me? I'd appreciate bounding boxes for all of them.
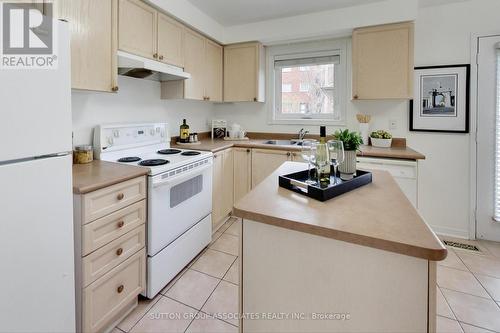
[117,285,124,293]
[116,248,123,256]
[117,193,124,200]
[117,221,125,228]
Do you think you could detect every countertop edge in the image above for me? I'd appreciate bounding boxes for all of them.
[73,171,148,194]
[233,207,447,261]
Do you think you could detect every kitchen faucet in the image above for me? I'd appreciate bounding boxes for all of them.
[298,128,309,141]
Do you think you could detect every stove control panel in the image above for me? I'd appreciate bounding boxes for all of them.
[94,123,169,157]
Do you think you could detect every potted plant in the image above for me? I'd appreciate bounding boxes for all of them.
[332,129,363,180]
[370,130,393,148]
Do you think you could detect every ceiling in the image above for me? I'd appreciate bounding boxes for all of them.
[187,0,387,26]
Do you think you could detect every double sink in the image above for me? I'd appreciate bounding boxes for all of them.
[263,139,304,146]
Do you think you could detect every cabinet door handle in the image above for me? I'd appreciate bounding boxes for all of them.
[159,55,164,60]
[117,220,125,228]
[111,86,119,92]
[253,97,257,102]
[287,152,291,156]
[246,149,251,153]
[206,96,210,101]
[117,285,124,293]
[153,53,158,59]
[116,248,123,256]
[117,193,124,201]
[353,94,359,100]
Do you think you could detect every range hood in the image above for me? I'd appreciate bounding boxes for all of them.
[117,50,191,81]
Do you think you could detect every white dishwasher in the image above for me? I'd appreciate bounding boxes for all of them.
[357,156,418,208]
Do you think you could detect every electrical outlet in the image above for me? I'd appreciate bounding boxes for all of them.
[389,119,398,130]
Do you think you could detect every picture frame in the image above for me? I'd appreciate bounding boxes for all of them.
[410,64,470,133]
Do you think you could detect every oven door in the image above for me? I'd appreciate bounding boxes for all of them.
[148,160,213,256]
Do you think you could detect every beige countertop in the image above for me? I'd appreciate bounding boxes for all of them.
[172,139,425,160]
[233,161,446,261]
[73,160,149,194]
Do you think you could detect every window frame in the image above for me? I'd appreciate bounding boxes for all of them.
[267,39,347,126]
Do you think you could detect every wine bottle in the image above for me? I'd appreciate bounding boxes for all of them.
[180,119,190,143]
[316,126,331,187]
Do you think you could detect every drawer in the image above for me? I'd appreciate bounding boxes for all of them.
[82,200,146,256]
[83,249,145,333]
[82,177,146,224]
[83,226,145,287]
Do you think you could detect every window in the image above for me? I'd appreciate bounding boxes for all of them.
[282,83,292,93]
[272,49,345,124]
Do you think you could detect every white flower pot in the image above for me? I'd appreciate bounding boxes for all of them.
[359,123,370,146]
[339,150,357,180]
[370,138,392,148]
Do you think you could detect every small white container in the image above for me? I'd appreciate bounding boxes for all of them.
[370,137,392,148]
[359,123,370,146]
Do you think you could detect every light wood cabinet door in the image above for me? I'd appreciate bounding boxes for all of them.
[212,151,224,230]
[118,0,157,60]
[224,42,265,102]
[157,12,184,67]
[204,39,223,102]
[233,148,252,203]
[183,28,206,100]
[251,149,291,188]
[352,22,414,100]
[222,149,234,217]
[57,0,117,92]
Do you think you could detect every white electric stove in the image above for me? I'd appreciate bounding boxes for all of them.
[94,123,213,298]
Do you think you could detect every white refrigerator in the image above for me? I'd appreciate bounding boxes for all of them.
[0,21,76,332]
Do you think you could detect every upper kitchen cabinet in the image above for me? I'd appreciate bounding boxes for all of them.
[118,0,157,60]
[204,40,223,102]
[161,29,223,102]
[157,13,184,67]
[224,42,265,102]
[57,0,117,92]
[352,22,414,100]
[183,28,207,100]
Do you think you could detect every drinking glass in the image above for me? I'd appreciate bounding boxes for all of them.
[327,140,345,184]
[301,139,318,184]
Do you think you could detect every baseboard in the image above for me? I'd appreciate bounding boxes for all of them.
[430,224,470,240]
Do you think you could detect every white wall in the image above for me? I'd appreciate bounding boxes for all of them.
[72,76,214,145]
[214,0,500,238]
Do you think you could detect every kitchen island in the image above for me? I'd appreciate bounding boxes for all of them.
[233,162,446,333]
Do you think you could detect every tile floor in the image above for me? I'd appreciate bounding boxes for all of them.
[115,217,240,333]
[115,219,500,333]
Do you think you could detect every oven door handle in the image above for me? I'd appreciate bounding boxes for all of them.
[152,164,212,188]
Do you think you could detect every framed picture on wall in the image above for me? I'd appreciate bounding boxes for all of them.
[409,64,470,133]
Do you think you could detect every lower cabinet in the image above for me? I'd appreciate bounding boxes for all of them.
[74,176,147,333]
[251,149,292,188]
[233,147,252,203]
[212,149,234,231]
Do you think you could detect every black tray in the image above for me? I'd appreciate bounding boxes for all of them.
[279,169,372,202]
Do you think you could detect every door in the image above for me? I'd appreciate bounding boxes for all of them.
[183,28,206,100]
[224,43,258,102]
[118,0,157,60]
[0,20,71,161]
[251,149,291,188]
[0,155,75,332]
[234,148,252,203]
[476,35,500,241]
[58,0,116,92]
[222,149,234,217]
[204,39,223,102]
[352,22,413,100]
[212,151,224,229]
[157,13,184,67]
[148,163,213,256]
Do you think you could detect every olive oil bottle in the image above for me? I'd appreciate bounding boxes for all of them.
[180,119,190,143]
[316,126,331,187]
